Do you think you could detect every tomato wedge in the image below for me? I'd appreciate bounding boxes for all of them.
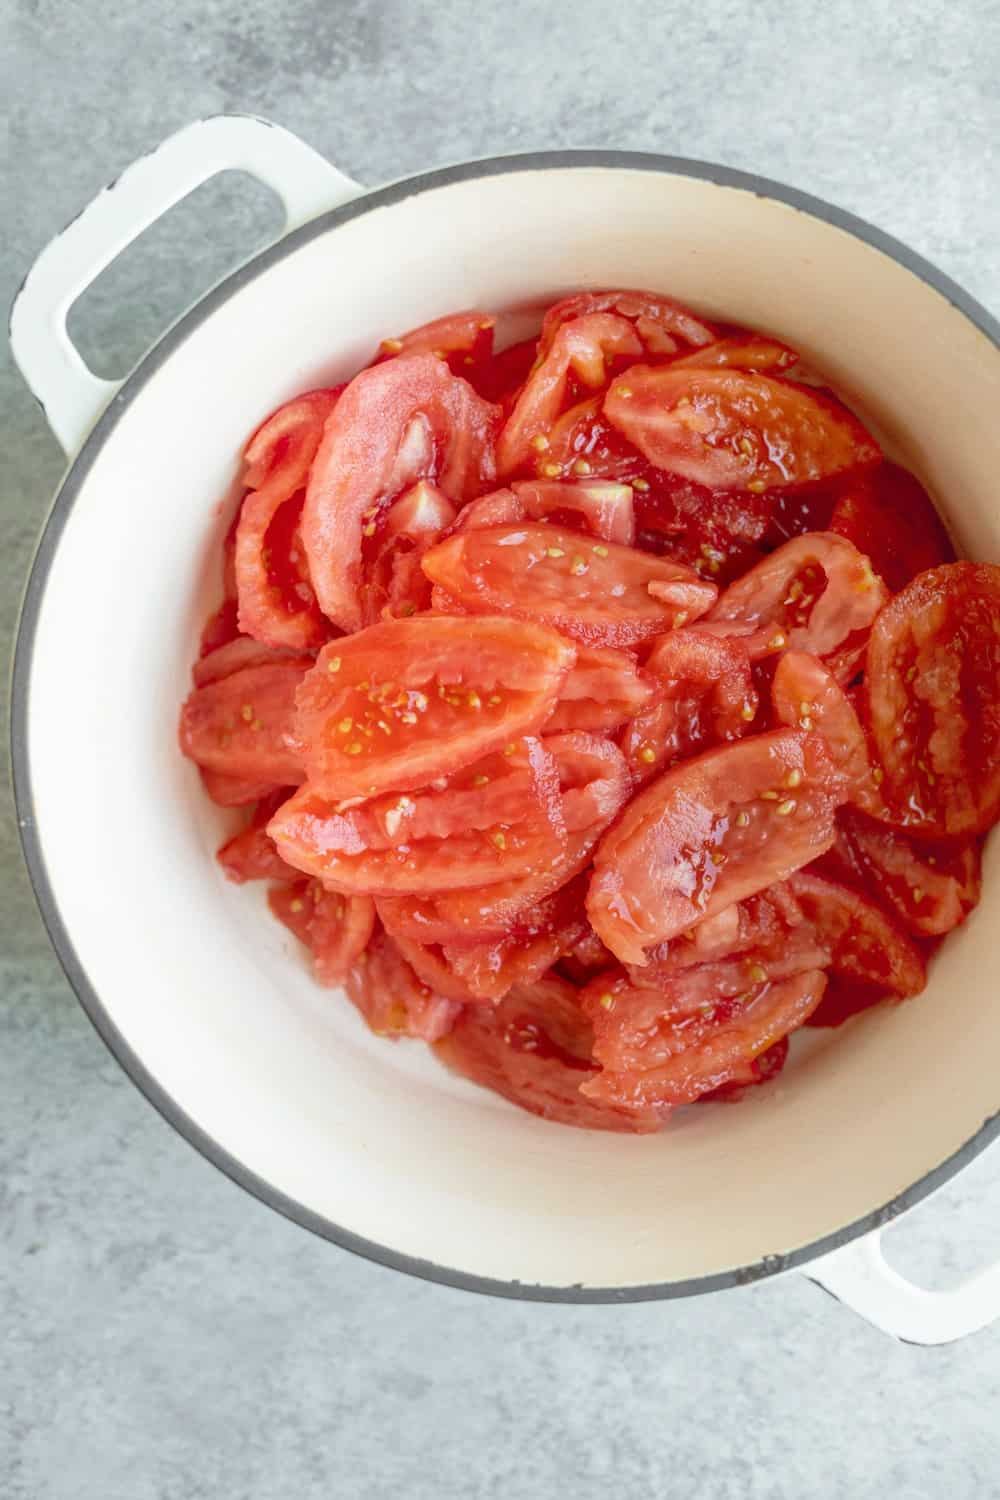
[372,310,496,378]
[830,460,955,594]
[547,645,654,733]
[707,532,888,672]
[344,931,463,1041]
[293,616,574,799]
[539,290,715,358]
[772,651,881,813]
[604,366,881,492]
[268,738,565,895]
[421,523,716,647]
[435,974,665,1132]
[217,790,299,883]
[376,734,630,945]
[588,729,846,966]
[580,970,826,1111]
[667,334,798,374]
[865,562,1000,836]
[621,629,757,783]
[199,769,280,808]
[788,871,926,1000]
[179,658,311,783]
[269,881,376,986]
[235,387,341,649]
[442,876,590,1000]
[497,313,643,476]
[512,479,636,545]
[302,355,498,632]
[840,810,982,937]
[192,636,303,688]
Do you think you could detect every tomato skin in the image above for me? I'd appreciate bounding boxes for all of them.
[267,739,565,895]
[179,658,311,784]
[708,532,888,671]
[344,931,462,1041]
[497,313,643,476]
[865,562,1000,837]
[421,523,716,647]
[302,355,499,632]
[772,651,882,814]
[580,970,826,1110]
[435,974,665,1132]
[235,388,342,650]
[192,637,304,689]
[217,790,299,883]
[840,811,982,937]
[588,729,846,967]
[539,289,716,358]
[604,366,881,492]
[830,460,955,594]
[294,616,575,800]
[269,881,376,987]
[621,629,757,783]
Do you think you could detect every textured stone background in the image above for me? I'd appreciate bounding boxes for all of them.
[3,2,1000,1495]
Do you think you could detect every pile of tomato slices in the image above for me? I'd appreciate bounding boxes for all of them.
[179,289,1000,1134]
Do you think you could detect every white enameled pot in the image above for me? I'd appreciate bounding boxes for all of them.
[11,115,1000,1343]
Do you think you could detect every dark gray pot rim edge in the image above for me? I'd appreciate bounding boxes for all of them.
[11,145,1000,1305]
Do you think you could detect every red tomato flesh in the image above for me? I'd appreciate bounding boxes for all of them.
[269,881,376,987]
[179,658,311,783]
[421,523,716,647]
[294,616,575,800]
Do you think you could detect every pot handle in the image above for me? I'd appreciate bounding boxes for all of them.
[807,1229,1000,1345]
[9,114,362,457]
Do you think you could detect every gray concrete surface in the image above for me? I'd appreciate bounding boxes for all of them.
[3,2,1000,1495]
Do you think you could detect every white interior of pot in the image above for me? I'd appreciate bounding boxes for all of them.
[25,165,1000,1289]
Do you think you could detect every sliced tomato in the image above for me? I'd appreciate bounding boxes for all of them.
[363,479,457,622]
[546,645,654,733]
[632,473,774,584]
[179,658,311,783]
[580,970,826,1111]
[512,479,636,545]
[372,310,496,378]
[497,313,643,476]
[376,734,630,944]
[588,729,846,966]
[772,651,882,813]
[830,460,955,594]
[668,334,798,374]
[199,768,280,808]
[269,880,376,987]
[637,881,820,981]
[199,597,241,657]
[700,1036,791,1101]
[434,974,665,1132]
[865,562,1000,836]
[789,870,926,1001]
[235,388,341,649]
[217,790,299,883]
[539,289,715,358]
[293,616,574,799]
[268,738,565,895]
[441,875,590,1000]
[455,479,636,546]
[707,532,888,672]
[421,523,716,647]
[344,931,462,1041]
[470,337,539,407]
[620,629,756,783]
[192,636,303,688]
[388,934,479,1004]
[604,366,881,492]
[841,810,982,937]
[543,396,648,483]
[302,355,499,632]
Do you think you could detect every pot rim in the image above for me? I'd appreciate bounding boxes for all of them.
[12,147,1000,1303]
